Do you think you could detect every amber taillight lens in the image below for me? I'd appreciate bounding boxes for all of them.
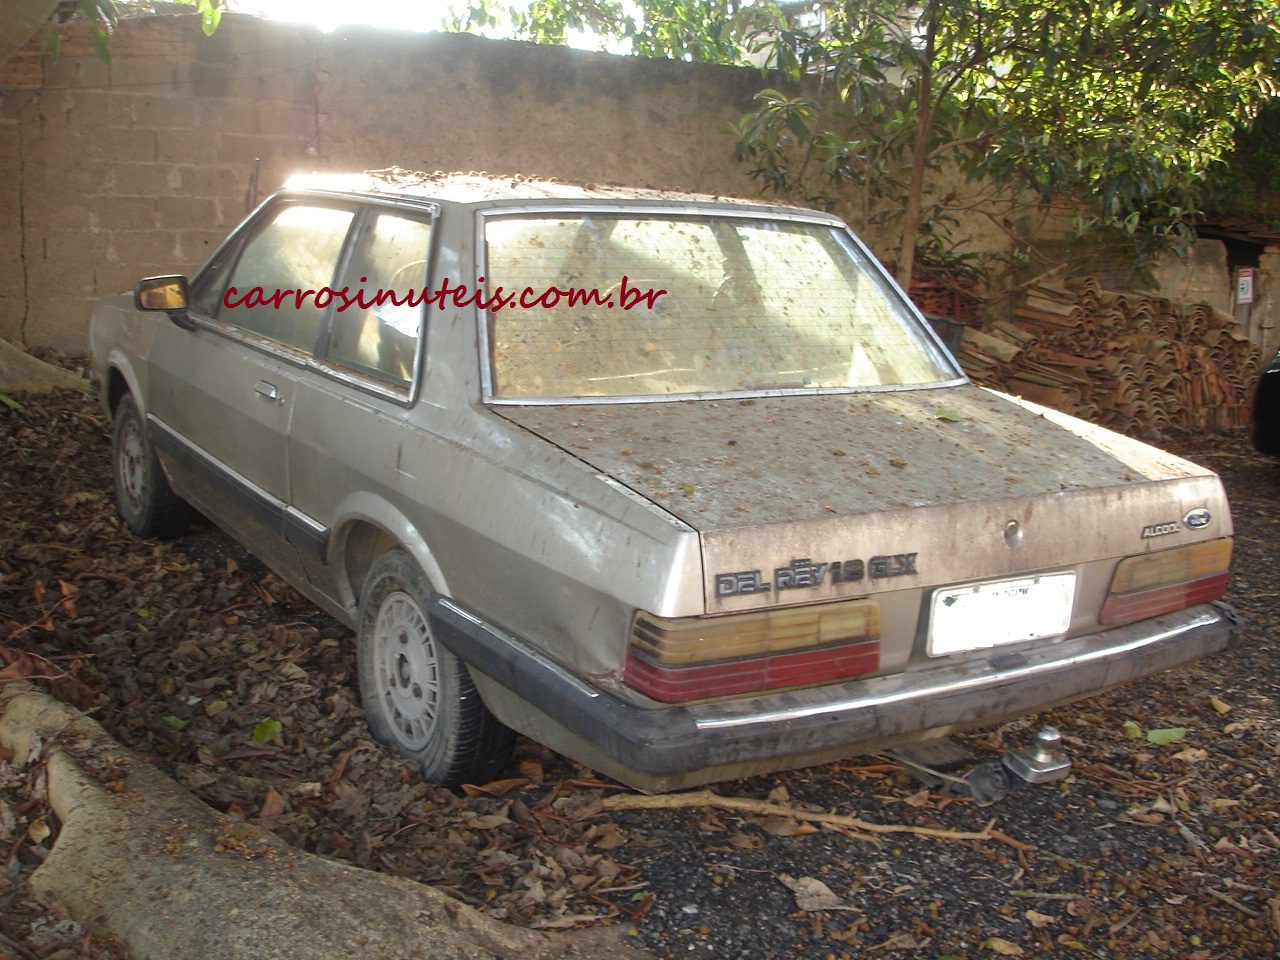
[624,599,881,703]
[1100,538,1232,627]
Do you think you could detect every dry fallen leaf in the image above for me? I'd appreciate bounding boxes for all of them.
[1208,695,1231,714]
[1025,909,1054,928]
[258,787,286,819]
[755,816,803,836]
[1146,726,1188,745]
[1212,836,1252,856]
[460,778,530,798]
[592,822,629,850]
[464,812,513,830]
[982,936,1024,955]
[778,874,859,912]
[868,932,919,951]
[903,787,932,808]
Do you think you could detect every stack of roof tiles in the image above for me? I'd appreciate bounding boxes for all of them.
[955,278,1262,435]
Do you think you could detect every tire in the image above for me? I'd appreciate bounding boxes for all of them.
[111,394,190,539]
[356,548,514,786]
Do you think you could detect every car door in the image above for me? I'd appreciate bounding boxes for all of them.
[284,204,438,604]
[146,199,357,582]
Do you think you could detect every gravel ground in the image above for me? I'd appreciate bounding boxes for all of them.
[1,389,1277,960]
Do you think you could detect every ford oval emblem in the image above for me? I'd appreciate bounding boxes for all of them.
[1184,507,1212,529]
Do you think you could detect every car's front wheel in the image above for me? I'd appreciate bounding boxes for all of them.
[356,548,514,786]
[111,394,190,538]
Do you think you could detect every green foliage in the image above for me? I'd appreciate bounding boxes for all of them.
[1146,726,1188,745]
[449,0,1279,285]
[195,0,221,36]
[42,0,118,61]
[624,0,755,63]
[730,0,1279,285]
[44,0,223,62]
[447,0,766,61]
[1201,98,1280,228]
[252,717,283,744]
[447,0,629,46]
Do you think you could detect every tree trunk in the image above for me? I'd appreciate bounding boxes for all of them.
[894,10,938,292]
[0,682,653,960]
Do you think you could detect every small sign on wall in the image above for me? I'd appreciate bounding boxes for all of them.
[1237,268,1256,305]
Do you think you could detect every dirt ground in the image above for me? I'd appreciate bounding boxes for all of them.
[1,388,1277,960]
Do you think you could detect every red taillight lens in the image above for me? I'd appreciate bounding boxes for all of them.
[625,599,881,703]
[1100,539,1232,627]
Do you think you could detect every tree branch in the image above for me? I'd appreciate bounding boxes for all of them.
[601,789,1015,846]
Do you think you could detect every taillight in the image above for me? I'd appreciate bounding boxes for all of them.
[1100,538,1232,626]
[624,599,881,703]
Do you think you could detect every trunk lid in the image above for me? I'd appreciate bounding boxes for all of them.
[498,385,1230,614]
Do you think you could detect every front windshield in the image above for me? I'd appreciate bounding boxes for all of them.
[483,212,955,400]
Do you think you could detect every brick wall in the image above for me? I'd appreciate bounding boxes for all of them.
[0,14,767,350]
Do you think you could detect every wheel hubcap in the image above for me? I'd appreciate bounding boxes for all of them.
[118,417,146,510]
[373,590,439,750]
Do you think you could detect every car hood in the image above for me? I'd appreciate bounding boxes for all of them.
[498,385,1230,612]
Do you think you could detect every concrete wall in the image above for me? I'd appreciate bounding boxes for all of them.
[0,14,769,350]
[1152,239,1233,315]
[1253,246,1280,359]
[12,14,1266,357]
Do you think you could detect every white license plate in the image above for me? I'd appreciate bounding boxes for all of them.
[927,572,1076,657]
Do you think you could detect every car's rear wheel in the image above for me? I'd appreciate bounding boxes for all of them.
[356,548,514,786]
[111,394,190,538]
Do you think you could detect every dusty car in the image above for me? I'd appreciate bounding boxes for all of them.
[88,171,1236,792]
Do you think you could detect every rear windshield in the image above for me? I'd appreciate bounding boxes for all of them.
[483,213,956,401]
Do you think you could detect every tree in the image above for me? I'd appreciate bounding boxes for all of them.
[1,0,224,68]
[730,0,1280,287]
[450,0,1279,290]
[447,0,754,60]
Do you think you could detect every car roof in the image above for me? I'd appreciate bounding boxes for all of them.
[283,168,828,217]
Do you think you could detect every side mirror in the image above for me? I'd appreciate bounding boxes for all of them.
[134,276,196,330]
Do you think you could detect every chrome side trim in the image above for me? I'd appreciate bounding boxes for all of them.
[285,505,327,535]
[691,609,1221,731]
[149,415,287,513]
[148,416,328,558]
[483,378,968,407]
[475,201,844,223]
[285,505,330,564]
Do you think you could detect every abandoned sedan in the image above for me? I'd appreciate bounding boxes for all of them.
[88,172,1236,792]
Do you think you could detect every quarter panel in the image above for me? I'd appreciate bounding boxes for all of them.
[287,368,703,679]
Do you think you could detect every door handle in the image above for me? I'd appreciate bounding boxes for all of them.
[254,380,280,401]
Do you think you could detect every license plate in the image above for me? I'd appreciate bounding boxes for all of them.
[927,572,1076,657]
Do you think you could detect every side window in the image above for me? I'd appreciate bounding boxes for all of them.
[324,212,433,385]
[190,243,237,318]
[219,204,355,353]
